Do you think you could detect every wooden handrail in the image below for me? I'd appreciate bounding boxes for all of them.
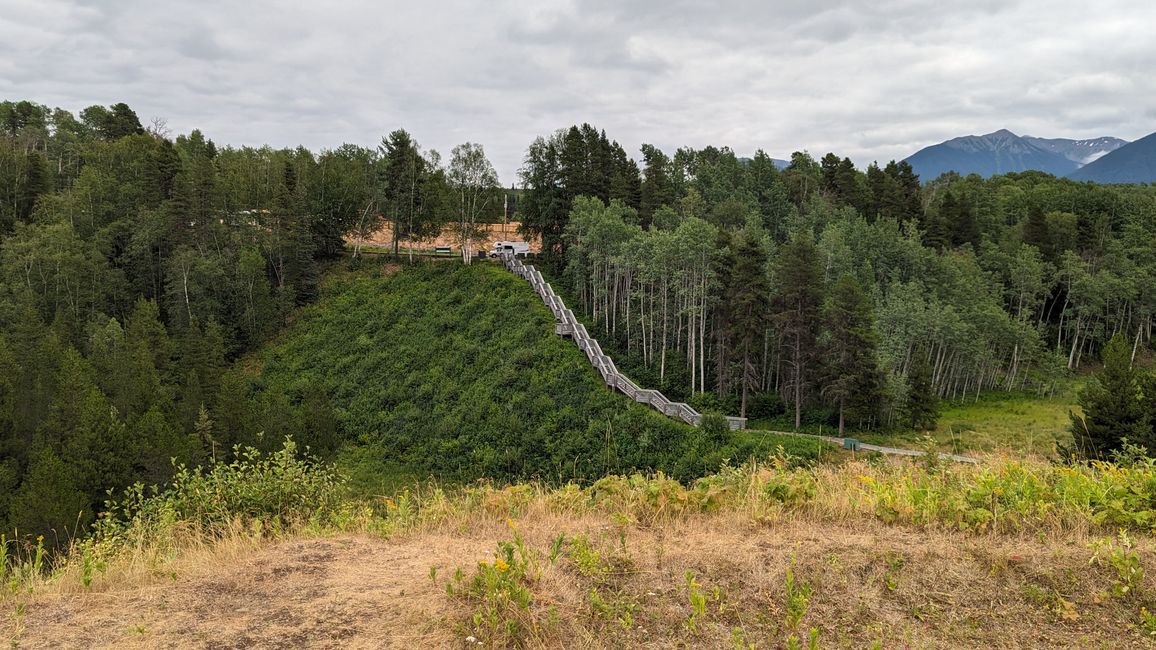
[499,253,744,431]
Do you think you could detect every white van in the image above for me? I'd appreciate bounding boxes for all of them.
[492,241,531,258]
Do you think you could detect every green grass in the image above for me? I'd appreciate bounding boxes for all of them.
[852,388,1080,456]
[931,389,1078,455]
[745,385,1081,457]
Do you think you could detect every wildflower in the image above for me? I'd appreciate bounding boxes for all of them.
[495,558,510,573]
[36,535,44,543]
[506,517,515,529]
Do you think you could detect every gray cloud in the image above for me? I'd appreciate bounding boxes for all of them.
[1,0,1153,181]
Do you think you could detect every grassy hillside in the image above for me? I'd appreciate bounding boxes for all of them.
[8,446,1156,648]
[238,259,816,488]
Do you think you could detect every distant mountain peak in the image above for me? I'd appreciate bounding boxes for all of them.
[1068,131,1156,184]
[1023,135,1129,165]
[904,130,1127,180]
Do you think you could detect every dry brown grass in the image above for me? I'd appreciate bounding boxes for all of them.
[9,485,1156,649]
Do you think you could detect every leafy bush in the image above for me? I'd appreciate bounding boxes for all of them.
[93,438,342,543]
[744,392,784,419]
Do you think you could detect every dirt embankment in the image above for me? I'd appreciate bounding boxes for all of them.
[360,221,540,254]
[13,512,1156,649]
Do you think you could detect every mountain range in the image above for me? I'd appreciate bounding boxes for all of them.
[1068,131,1156,184]
[903,129,1128,180]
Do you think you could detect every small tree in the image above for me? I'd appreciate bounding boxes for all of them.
[1071,333,1149,458]
[905,356,939,432]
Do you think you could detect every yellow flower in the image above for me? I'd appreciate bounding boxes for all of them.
[506,517,515,529]
[495,558,510,573]
[36,535,44,543]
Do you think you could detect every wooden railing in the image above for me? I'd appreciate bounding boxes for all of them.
[501,254,746,431]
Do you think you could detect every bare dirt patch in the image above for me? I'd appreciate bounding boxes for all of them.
[13,515,1156,648]
[16,535,484,649]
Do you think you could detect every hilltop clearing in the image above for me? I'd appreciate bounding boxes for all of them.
[17,518,1152,649]
[8,448,1156,648]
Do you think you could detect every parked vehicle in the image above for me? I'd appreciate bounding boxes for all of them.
[491,241,530,258]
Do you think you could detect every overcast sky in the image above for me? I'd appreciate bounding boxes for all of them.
[3,0,1154,183]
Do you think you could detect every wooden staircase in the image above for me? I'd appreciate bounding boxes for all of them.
[501,254,747,431]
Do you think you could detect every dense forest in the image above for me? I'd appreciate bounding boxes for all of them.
[518,124,1156,438]
[0,100,506,541]
[3,99,1156,543]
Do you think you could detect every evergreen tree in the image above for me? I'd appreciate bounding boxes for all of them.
[8,447,90,542]
[378,129,423,257]
[745,150,792,240]
[518,133,568,266]
[728,230,771,418]
[1138,373,1156,453]
[639,144,675,230]
[1071,333,1148,457]
[132,404,192,484]
[905,356,939,431]
[559,125,590,202]
[772,235,824,428]
[922,212,950,251]
[949,193,979,247]
[608,144,642,210]
[821,275,883,435]
[711,229,736,398]
[1021,205,1053,259]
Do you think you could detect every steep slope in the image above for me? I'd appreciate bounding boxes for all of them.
[1023,135,1128,165]
[904,129,1078,179]
[240,261,810,485]
[1068,130,1156,184]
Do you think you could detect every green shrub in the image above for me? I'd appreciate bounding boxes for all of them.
[93,438,341,542]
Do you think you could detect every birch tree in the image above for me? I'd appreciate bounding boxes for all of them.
[448,142,499,264]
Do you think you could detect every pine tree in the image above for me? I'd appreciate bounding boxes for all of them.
[821,275,883,436]
[518,133,568,267]
[923,212,950,251]
[1022,205,1051,257]
[639,144,675,229]
[905,357,939,431]
[1138,373,1156,453]
[1071,333,1148,457]
[949,193,979,248]
[712,229,736,398]
[131,405,192,484]
[7,447,90,542]
[728,231,771,418]
[772,235,824,428]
